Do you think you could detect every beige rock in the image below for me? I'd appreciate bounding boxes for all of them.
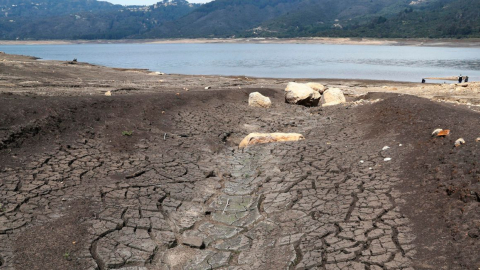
[320,88,346,107]
[285,82,321,106]
[306,82,326,94]
[239,133,305,148]
[105,91,112,96]
[476,138,480,142]
[248,92,272,108]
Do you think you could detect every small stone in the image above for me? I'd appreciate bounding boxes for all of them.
[384,158,392,161]
[382,146,390,151]
[205,86,211,90]
[454,138,465,147]
[105,91,112,96]
[476,138,480,142]
[182,236,204,248]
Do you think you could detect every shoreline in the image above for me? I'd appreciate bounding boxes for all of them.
[1,37,480,48]
[0,52,479,109]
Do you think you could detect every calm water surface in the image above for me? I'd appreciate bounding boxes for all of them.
[2,43,480,82]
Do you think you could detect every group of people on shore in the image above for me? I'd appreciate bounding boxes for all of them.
[458,75,469,83]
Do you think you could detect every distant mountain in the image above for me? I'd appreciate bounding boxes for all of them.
[324,0,480,38]
[0,0,120,18]
[145,0,305,38]
[141,0,480,39]
[0,0,479,40]
[0,0,200,39]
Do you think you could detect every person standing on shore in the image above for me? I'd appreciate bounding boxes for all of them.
[465,76,469,83]
[458,75,463,83]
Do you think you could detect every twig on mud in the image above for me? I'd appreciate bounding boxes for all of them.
[222,199,230,214]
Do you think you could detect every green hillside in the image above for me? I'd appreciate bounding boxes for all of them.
[0,0,478,40]
[0,0,200,39]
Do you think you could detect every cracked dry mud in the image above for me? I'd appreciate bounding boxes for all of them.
[0,91,416,270]
[0,54,479,270]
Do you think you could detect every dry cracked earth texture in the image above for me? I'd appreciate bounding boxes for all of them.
[0,56,479,270]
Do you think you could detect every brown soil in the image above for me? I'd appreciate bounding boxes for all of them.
[0,53,478,270]
[359,92,480,269]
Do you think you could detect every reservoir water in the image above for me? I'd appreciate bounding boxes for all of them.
[2,43,480,82]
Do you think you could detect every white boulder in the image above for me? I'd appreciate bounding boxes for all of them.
[320,88,346,107]
[285,82,321,107]
[248,92,272,108]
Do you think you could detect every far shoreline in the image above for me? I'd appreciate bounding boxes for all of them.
[1,37,480,48]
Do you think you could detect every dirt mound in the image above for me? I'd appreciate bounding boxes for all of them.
[360,94,480,269]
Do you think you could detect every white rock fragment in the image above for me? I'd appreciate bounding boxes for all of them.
[205,86,211,90]
[360,160,364,163]
[105,91,112,96]
[384,158,392,161]
[454,138,465,147]
[382,146,390,151]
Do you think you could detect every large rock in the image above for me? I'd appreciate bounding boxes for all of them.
[320,88,346,107]
[306,82,326,94]
[239,133,305,148]
[248,92,272,108]
[285,82,321,107]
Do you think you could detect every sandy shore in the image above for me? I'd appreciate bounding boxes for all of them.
[0,53,479,270]
[1,37,480,47]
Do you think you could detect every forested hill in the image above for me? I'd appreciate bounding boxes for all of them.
[0,0,200,39]
[0,0,479,40]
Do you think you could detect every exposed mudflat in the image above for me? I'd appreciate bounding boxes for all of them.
[0,53,479,270]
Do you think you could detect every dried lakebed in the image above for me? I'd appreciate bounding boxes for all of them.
[0,54,479,270]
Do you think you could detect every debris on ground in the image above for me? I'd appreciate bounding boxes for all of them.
[454,138,466,147]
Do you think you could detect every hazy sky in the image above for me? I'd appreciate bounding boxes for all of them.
[105,0,212,5]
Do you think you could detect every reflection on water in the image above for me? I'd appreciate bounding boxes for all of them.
[2,43,480,82]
